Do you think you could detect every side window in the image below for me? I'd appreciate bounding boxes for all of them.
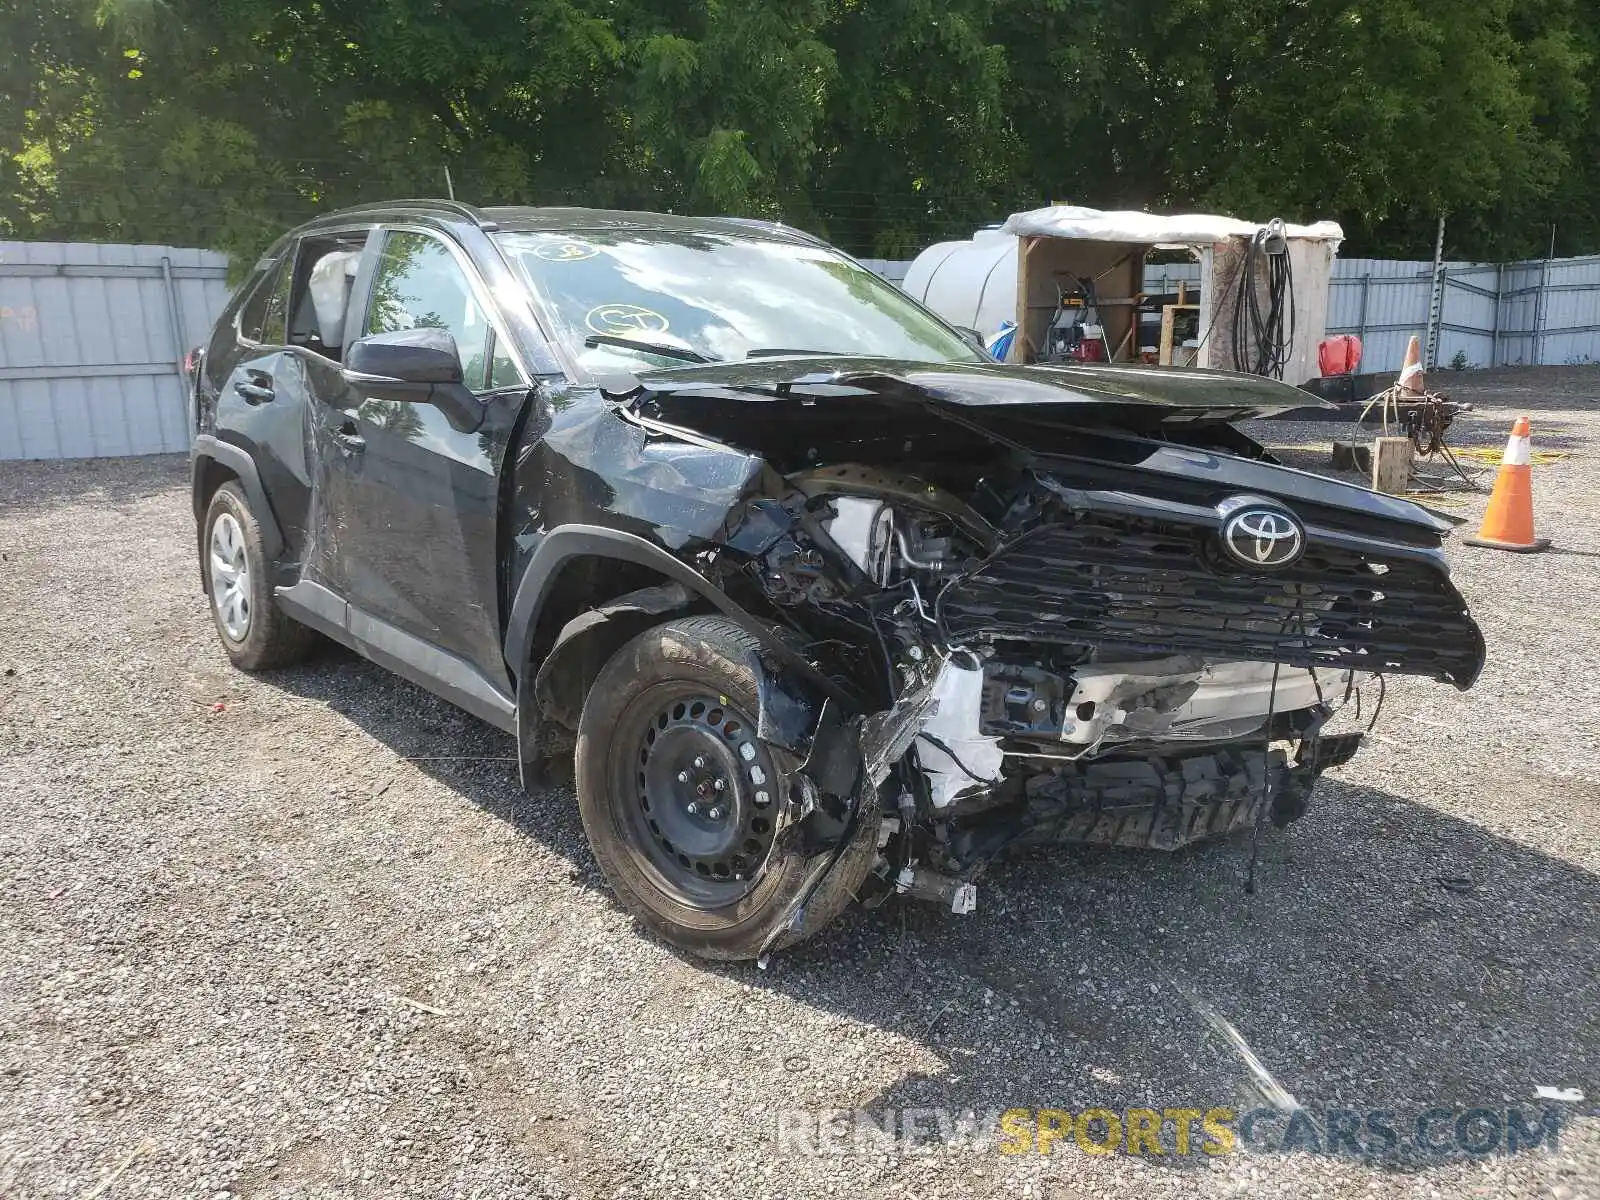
[237,256,287,343]
[286,232,368,360]
[365,231,499,387]
[261,255,293,345]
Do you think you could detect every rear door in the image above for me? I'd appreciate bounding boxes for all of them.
[206,241,324,563]
[317,226,528,691]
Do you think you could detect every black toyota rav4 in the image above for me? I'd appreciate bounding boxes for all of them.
[190,199,1485,960]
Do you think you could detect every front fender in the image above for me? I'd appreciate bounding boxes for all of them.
[507,529,857,792]
[504,525,851,708]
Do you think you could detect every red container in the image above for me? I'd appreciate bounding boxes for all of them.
[1318,334,1363,377]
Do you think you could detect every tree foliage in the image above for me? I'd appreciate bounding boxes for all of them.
[2,0,1595,264]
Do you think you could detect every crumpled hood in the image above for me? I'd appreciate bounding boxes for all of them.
[626,357,1329,423]
[615,356,1459,545]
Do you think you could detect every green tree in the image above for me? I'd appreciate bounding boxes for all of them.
[2,0,1595,263]
[992,0,1592,259]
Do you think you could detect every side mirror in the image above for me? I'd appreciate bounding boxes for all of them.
[342,327,483,433]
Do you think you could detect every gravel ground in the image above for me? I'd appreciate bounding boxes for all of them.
[1,364,1598,1199]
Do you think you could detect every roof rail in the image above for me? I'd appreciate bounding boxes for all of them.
[318,198,499,231]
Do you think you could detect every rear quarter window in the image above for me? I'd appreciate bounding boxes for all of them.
[238,255,290,344]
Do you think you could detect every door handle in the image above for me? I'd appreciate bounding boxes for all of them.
[334,418,365,454]
[234,371,275,405]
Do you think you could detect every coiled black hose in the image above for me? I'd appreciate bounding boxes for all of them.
[1229,220,1297,379]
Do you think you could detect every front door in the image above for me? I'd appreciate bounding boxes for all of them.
[319,228,528,691]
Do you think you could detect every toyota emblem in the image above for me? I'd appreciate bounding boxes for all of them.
[1220,504,1305,568]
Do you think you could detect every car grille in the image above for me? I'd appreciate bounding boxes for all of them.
[937,519,1485,688]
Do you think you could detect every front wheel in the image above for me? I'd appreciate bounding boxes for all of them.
[574,616,876,961]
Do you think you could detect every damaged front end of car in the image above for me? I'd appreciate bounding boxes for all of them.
[527,359,1486,955]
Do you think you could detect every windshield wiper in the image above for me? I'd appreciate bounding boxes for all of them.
[583,334,712,364]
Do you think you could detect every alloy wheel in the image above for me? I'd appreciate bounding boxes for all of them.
[209,511,252,641]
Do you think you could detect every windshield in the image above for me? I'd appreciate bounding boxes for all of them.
[496,227,984,375]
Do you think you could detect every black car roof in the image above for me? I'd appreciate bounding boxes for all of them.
[296,199,822,246]
[486,206,820,243]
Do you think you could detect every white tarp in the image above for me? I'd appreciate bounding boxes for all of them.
[1000,205,1343,247]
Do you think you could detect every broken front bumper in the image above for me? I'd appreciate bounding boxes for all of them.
[1056,658,1362,747]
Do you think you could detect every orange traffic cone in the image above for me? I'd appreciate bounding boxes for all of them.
[1398,334,1425,395]
[1464,416,1550,552]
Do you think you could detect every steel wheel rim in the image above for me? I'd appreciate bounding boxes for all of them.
[612,686,779,908]
[209,512,251,641]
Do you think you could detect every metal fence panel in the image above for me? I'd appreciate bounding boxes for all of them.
[1496,261,1543,366]
[1539,255,1600,365]
[1438,265,1499,369]
[1327,258,1435,373]
[1141,264,1203,294]
[858,257,911,286]
[0,241,232,460]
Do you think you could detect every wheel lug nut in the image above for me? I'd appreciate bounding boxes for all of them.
[713,778,725,792]
[693,756,706,769]
[676,770,690,783]
[708,806,724,820]
[686,802,699,815]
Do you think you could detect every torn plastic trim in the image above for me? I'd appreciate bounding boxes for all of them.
[859,651,949,787]
[758,651,966,963]
[509,525,866,789]
[518,587,848,785]
[534,582,696,729]
[758,702,879,967]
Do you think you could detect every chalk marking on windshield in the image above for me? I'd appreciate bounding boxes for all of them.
[533,241,599,262]
[585,304,670,336]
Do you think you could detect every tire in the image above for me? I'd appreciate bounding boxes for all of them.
[574,615,877,961]
[202,482,316,671]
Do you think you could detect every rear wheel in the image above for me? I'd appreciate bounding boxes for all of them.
[575,616,876,960]
[202,482,315,671]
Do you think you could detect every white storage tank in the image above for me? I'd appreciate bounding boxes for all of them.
[903,206,1344,383]
[901,228,1019,337]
